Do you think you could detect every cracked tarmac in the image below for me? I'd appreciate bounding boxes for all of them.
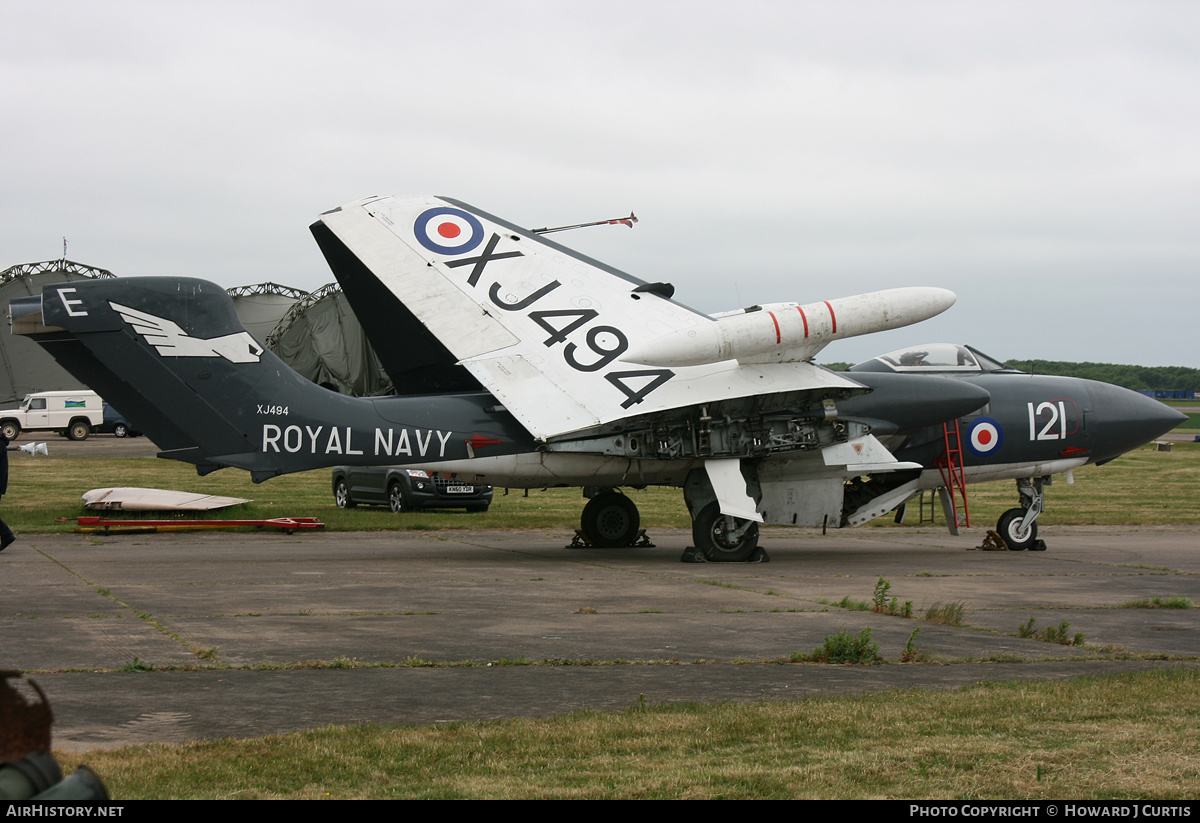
[3,524,1198,750]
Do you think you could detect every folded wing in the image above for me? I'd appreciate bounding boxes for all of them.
[314,196,869,441]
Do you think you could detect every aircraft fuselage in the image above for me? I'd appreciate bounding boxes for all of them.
[10,195,1186,557]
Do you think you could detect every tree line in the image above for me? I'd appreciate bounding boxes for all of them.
[1002,360,1200,392]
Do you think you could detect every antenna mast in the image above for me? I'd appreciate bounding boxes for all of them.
[531,212,637,235]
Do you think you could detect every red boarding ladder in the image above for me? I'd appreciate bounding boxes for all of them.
[935,420,970,532]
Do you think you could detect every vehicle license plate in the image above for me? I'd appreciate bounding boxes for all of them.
[446,485,474,494]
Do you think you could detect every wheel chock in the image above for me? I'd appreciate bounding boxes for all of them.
[979,531,1008,551]
[679,545,770,563]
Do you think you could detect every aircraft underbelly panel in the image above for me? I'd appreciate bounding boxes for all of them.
[409,452,697,488]
[755,451,845,527]
[918,458,1089,488]
[753,435,918,526]
[757,478,844,527]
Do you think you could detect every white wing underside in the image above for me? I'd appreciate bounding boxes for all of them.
[317,196,863,441]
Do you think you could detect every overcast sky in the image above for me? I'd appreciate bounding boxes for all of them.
[5,1,1198,367]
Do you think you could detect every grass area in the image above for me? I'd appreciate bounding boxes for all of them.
[1175,412,1200,430]
[1160,399,1199,429]
[57,669,1200,799]
[6,441,1198,534]
[2,457,690,535]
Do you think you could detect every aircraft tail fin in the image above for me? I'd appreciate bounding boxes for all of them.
[10,277,515,480]
[11,279,269,471]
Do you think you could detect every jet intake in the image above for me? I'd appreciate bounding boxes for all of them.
[622,287,956,367]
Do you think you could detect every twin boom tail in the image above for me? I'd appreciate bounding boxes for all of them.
[10,278,531,481]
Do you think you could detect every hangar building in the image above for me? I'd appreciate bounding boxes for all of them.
[0,262,389,407]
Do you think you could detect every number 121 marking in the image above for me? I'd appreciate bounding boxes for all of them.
[1028,400,1068,441]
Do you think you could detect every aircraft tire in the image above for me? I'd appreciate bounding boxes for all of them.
[998,507,1037,551]
[333,478,356,509]
[693,502,759,562]
[580,492,640,548]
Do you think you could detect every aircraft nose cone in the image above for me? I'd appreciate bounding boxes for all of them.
[1088,382,1188,463]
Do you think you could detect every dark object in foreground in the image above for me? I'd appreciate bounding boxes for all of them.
[0,671,108,800]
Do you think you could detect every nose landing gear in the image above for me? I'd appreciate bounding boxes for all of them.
[996,477,1048,551]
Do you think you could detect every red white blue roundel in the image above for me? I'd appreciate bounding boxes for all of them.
[966,416,1004,457]
[413,207,485,256]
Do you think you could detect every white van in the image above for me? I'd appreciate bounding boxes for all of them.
[0,390,105,441]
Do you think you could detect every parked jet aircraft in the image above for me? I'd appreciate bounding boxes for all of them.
[840,342,1184,549]
[9,197,1185,559]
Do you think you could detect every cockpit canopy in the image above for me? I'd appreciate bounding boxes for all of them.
[849,344,1021,374]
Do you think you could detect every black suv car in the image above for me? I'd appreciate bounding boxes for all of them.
[95,405,142,438]
[332,466,492,513]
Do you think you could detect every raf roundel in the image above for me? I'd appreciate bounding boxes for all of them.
[966,416,1004,457]
[413,207,485,256]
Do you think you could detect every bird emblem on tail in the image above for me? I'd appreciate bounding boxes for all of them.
[109,302,264,363]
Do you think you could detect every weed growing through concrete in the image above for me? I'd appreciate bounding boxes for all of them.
[1120,597,1193,609]
[1018,617,1085,646]
[793,628,883,664]
[872,577,892,612]
[924,602,966,626]
[868,578,914,617]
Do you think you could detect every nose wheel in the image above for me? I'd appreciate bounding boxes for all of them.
[996,477,1047,551]
[997,507,1037,550]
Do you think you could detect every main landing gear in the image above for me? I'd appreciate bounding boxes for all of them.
[580,491,640,547]
[572,487,764,561]
[572,489,653,548]
[690,502,760,562]
[681,468,766,562]
[995,476,1048,552]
